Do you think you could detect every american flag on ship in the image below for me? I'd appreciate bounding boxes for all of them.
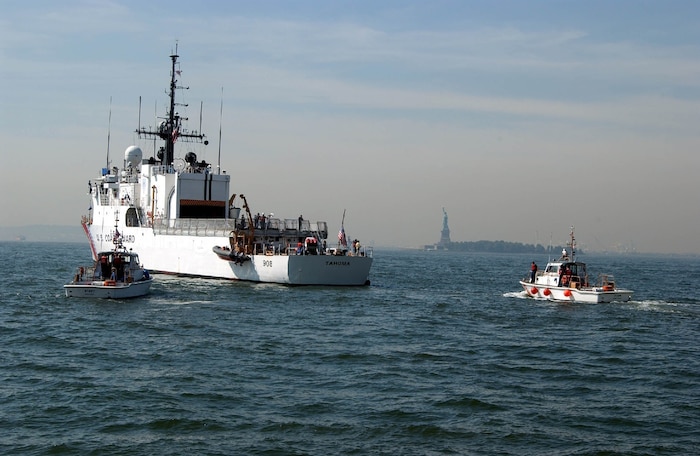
[338,226,347,247]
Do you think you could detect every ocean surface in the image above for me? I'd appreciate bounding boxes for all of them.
[1,242,698,455]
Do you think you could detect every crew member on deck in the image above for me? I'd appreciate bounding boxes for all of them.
[100,255,110,279]
[113,255,124,281]
[354,239,362,256]
[530,262,538,283]
[560,266,572,286]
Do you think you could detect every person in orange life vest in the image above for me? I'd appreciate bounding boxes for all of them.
[530,262,538,283]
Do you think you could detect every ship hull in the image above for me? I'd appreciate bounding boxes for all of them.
[519,280,633,303]
[88,224,372,286]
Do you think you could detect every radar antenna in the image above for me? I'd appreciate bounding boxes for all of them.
[135,48,208,167]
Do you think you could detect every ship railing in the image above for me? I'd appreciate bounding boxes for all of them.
[250,218,328,238]
[151,218,238,237]
[148,165,175,176]
[150,216,333,240]
[313,221,328,239]
[251,242,291,256]
[347,246,373,258]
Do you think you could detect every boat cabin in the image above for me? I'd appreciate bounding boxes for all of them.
[93,251,146,282]
[535,261,589,288]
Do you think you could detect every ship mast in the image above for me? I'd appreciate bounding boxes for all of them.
[568,226,576,262]
[135,44,207,167]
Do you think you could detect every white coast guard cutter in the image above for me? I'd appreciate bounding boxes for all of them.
[82,47,372,285]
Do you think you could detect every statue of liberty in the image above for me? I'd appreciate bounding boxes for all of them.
[439,208,451,246]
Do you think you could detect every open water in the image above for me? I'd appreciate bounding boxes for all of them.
[1,241,698,455]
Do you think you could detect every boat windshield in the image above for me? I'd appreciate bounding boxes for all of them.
[562,262,586,276]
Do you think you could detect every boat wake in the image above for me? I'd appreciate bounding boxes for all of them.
[503,290,549,301]
[626,299,700,316]
[503,291,527,299]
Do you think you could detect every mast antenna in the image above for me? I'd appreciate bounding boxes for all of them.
[199,100,203,139]
[137,95,142,134]
[218,87,223,175]
[134,45,206,166]
[106,96,112,169]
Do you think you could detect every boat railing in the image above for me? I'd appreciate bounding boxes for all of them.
[597,274,615,288]
[72,265,105,282]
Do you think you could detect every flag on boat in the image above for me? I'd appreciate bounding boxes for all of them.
[338,226,347,247]
[172,127,179,143]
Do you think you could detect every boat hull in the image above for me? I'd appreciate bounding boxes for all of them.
[519,281,633,303]
[64,279,153,299]
[88,225,372,285]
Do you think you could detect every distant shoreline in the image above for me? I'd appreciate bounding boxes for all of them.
[0,225,85,243]
[2,225,696,256]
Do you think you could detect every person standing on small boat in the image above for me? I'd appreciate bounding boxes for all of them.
[113,254,124,281]
[100,255,110,279]
[530,261,538,283]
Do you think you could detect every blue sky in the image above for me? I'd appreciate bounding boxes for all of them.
[1,0,699,253]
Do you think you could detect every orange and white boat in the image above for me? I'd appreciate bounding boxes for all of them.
[519,228,633,303]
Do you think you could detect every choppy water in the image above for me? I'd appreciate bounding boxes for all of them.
[1,242,698,455]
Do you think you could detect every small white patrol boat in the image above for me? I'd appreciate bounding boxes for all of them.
[519,228,634,303]
[65,223,153,299]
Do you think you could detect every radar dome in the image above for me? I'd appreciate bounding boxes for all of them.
[124,146,143,168]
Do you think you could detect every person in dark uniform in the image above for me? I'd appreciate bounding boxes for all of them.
[113,255,124,281]
[100,255,110,279]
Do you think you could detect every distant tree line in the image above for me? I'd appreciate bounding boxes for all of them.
[447,240,567,254]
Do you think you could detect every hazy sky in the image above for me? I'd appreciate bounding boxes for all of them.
[1,0,699,253]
